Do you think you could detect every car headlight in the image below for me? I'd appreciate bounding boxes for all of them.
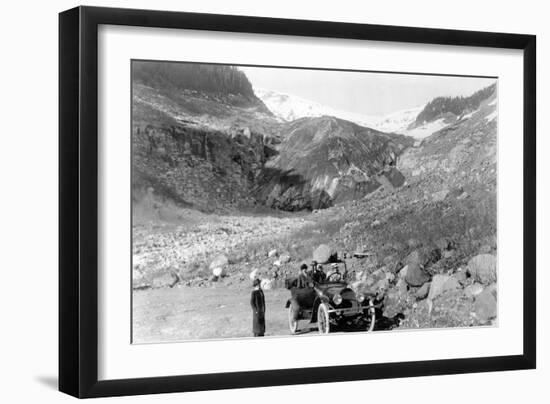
[333,294,343,305]
[357,293,365,303]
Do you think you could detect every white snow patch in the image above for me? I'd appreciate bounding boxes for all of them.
[462,111,475,120]
[255,87,380,128]
[371,105,425,133]
[254,87,424,135]
[402,118,449,139]
[485,110,498,122]
[488,99,497,106]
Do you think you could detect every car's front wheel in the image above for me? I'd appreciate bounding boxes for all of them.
[365,298,376,332]
[288,304,299,334]
[317,303,331,334]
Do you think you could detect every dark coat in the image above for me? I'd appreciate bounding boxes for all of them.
[312,269,326,283]
[250,288,266,336]
[297,272,311,288]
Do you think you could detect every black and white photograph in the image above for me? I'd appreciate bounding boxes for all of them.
[131,60,498,343]
[1,0,544,401]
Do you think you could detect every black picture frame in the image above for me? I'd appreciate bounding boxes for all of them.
[59,5,536,398]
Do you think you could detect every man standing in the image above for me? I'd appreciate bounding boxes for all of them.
[250,278,266,337]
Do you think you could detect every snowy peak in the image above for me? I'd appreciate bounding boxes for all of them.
[254,88,380,128]
[372,106,425,134]
[254,87,424,137]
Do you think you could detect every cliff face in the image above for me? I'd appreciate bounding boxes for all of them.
[132,123,274,211]
[253,116,413,210]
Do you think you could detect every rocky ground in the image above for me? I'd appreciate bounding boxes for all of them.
[133,180,497,340]
[132,208,314,289]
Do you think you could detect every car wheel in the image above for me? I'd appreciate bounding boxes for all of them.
[317,303,331,334]
[288,305,299,334]
[366,298,376,332]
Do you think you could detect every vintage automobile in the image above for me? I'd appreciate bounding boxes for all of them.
[285,266,376,334]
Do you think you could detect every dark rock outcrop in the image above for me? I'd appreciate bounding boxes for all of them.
[132,124,272,211]
[253,116,413,210]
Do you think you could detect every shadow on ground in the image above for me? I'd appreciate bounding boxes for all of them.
[35,375,58,390]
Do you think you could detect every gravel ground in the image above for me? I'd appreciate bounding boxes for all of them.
[132,286,313,343]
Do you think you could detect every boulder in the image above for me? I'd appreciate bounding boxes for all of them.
[383,290,408,318]
[267,249,278,258]
[209,254,228,270]
[376,278,390,294]
[474,288,497,322]
[151,271,179,288]
[415,282,431,299]
[313,244,336,264]
[404,262,431,287]
[396,278,408,296]
[261,278,273,290]
[467,254,497,285]
[212,267,226,278]
[398,265,409,279]
[405,247,441,269]
[428,274,460,301]
[464,283,484,298]
[279,254,291,264]
[273,260,281,267]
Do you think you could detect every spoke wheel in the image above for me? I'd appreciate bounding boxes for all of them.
[317,303,331,334]
[288,305,299,334]
[366,299,376,332]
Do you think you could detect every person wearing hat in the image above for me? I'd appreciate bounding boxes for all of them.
[250,278,266,337]
[312,262,326,283]
[327,263,342,282]
[296,263,311,288]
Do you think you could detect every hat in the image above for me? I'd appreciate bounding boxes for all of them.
[252,278,261,287]
[300,263,308,270]
[311,260,318,265]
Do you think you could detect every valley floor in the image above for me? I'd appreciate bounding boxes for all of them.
[133,287,294,342]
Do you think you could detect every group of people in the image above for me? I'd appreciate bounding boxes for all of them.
[250,260,346,337]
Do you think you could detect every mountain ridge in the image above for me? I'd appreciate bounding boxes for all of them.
[254,87,424,136]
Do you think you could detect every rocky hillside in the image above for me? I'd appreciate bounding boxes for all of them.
[134,61,257,104]
[132,63,283,212]
[254,116,413,210]
[410,83,496,130]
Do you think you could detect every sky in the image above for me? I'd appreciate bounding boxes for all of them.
[240,65,496,117]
